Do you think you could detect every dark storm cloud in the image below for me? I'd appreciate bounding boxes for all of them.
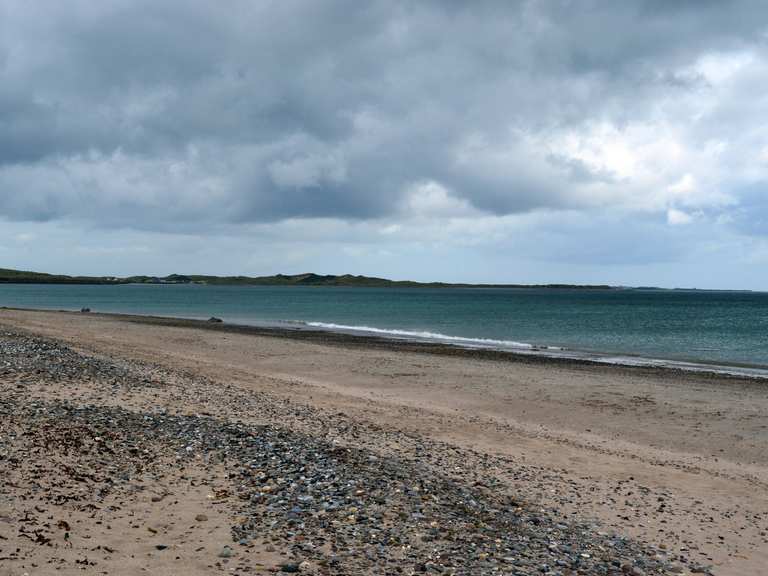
[1,0,767,228]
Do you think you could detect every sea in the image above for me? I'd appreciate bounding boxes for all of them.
[1,283,767,377]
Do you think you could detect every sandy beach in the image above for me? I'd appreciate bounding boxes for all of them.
[1,308,766,575]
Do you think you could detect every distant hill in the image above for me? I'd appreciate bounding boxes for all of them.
[0,268,123,285]
[0,268,616,289]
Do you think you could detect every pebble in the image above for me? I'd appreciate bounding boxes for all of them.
[218,545,234,558]
[0,329,707,576]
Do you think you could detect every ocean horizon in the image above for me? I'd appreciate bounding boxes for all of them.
[1,283,766,377]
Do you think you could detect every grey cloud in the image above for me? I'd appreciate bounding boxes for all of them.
[1,0,767,229]
[513,214,692,266]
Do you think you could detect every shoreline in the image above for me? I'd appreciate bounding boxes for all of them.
[3,305,768,382]
[0,324,702,575]
[1,308,767,574]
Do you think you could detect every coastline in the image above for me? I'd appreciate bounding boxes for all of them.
[3,305,768,381]
[2,308,768,574]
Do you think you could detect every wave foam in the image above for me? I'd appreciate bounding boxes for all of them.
[302,321,536,349]
[276,320,768,378]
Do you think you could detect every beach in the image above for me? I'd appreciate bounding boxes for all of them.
[1,309,766,575]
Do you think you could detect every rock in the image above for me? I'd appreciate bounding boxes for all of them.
[80,307,91,313]
[207,317,223,323]
[218,545,234,558]
[155,544,168,550]
[0,328,679,576]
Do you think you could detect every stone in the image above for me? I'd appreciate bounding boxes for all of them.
[218,545,234,558]
[0,328,679,576]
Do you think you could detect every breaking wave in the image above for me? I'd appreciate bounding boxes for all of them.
[300,321,543,350]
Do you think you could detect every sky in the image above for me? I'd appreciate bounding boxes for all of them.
[1,1,767,289]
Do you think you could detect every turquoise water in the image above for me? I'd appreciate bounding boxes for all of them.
[1,284,767,372]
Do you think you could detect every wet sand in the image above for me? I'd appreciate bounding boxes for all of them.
[1,308,767,575]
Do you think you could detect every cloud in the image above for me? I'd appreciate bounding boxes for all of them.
[0,1,767,287]
[402,181,478,218]
[667,208,694,226]
[729,182,768,236]
[0,1,767,226]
